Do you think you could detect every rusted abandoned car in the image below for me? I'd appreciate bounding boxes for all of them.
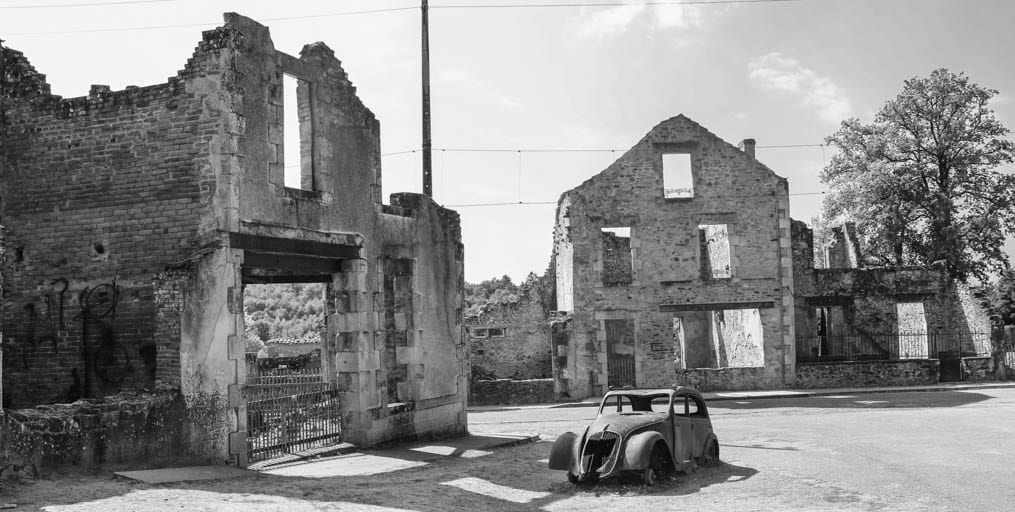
[548,387,719,485]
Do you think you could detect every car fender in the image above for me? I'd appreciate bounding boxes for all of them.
[548,431,578,470]
[621,431,666,470]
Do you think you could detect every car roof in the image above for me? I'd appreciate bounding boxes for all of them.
[602,386,704,398]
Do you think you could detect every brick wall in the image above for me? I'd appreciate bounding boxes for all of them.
[1,45,221,407]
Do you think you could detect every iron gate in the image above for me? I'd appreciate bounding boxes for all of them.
[245,364,342,463]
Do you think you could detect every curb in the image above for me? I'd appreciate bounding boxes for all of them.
[492,382,1015,410]
[248,442,358,471]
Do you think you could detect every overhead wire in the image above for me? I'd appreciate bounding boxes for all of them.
[3,0,821,36]
[0,0,172,8]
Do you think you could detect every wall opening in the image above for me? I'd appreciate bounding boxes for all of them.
[601,227,633,287]
[282,73,313,190]
[662,153,693,198]
[699,224,731,279]
[676,308,763,369]
[605,319,636,387]
[896,302,928,359]
[243,281,340,463]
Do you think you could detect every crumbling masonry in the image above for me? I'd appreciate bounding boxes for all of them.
[551,115,991,398]
[0,13,467,468]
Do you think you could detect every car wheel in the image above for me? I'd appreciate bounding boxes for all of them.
[567,472,580,484]
[699,439,720,467]
[642,466,656,486]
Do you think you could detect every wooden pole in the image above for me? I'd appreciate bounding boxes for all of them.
[421,0,433,197]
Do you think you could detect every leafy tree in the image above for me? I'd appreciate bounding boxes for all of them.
[243,283,325,351]
[822,69,1015,281]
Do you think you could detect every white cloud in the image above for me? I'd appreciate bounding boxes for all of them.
[748,52,853,124]
[572,3,647,39]
[567,2,722,40]
[653,4,707,30]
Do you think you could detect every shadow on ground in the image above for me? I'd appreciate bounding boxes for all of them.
[708,390,991,411]
[9,440,759,512]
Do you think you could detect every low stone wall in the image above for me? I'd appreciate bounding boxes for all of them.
[961,357,994,382]
[0,392,190,476]
[469,379,555,406]
[673,367,766,392]
[796,360,939,388]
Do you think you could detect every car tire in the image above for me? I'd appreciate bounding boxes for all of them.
[699,439,720,467]
[642,466,656,486]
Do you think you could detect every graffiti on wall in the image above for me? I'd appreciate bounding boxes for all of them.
[10,278,133,399]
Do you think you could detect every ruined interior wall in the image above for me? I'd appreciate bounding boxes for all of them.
[467,289,551,380]
[0,44,221,408]
[554,195,575,312]
[552,116,792,397]
[225,15,382,240]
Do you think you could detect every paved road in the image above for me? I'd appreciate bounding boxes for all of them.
[18,387,1015,511]
[467,387,1015,511]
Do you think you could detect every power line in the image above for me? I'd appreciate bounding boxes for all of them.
[432,0,815,9]
[444,190,826,207]
[0,0,172,8]
[3,0,825,36]
[381,144,825,155]
[4,6,418,36]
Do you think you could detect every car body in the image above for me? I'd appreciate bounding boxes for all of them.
[548,387,719,485]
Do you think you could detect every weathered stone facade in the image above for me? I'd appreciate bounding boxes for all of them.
[467,286,551,381]
[792,221,991,364]
[469,378,554,406]
[552,116,795,399]
[0,13,466,467]
[549,116,993,398]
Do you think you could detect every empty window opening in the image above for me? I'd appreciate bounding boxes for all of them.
[487,327,506,337]
[897,302,928,359]
[662,153,693,198]
[676,308,762,369]
[601,227,633,287]
[283,73,313,190]
[471,328,489,339]
[699,224,731,279]
[803,306,847,360]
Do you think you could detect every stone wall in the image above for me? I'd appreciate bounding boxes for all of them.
[552,116,794,398]
[795,360,939,388]
[469,379,555,406]
[961,357,994,382]
[2,13,468,467]
[0,392,195,474]
[674,367,766,392]
[468,288,551,380]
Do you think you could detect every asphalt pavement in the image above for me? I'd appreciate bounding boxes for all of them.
[468,380,1015,411]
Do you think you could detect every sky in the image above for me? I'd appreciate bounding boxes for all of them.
[2,0,1014,283]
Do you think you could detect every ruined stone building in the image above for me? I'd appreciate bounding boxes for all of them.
[551,115,991,399]
[466,284,552,381]
[553,115,795,398]
[0,13,466,468]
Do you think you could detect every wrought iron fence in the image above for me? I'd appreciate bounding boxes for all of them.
[796,331,991,363]
[245,364,342,463]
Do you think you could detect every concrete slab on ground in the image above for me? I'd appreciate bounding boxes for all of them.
[260,433,538,478]
[115,465,254,484]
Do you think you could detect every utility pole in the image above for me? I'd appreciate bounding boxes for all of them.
[421,0,433,197]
